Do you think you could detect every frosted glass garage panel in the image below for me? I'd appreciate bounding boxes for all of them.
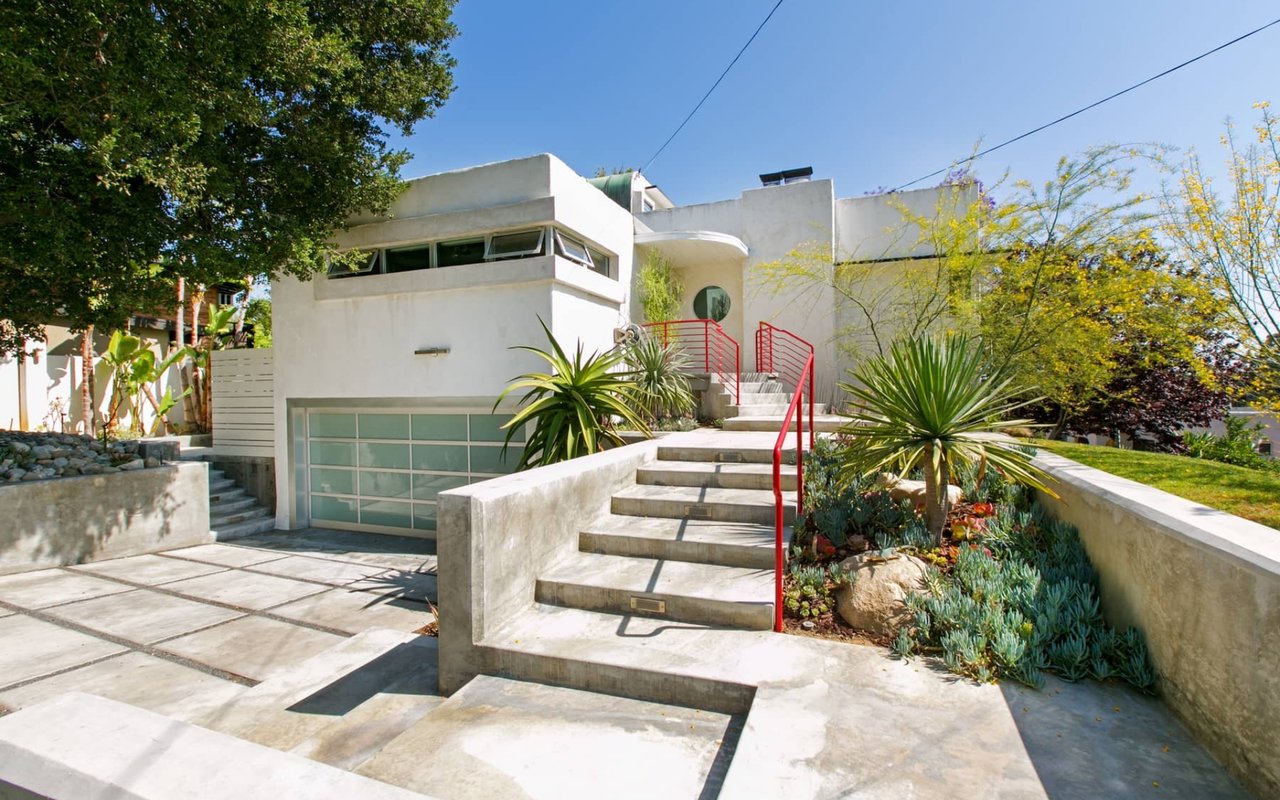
[359,414,410,440]
[310,441,356,466]
[469,445,517,475]
[310,468,355,495]
[412,444,468,472]
[312,495,358,524]
[360,470,412,499]
[412,414,467,441]
[413,473,468,501]
[413,504,438,531]
[310,413,357,438]
[470,414,521,442]
[360,500,413,530]
[359,442,411,470]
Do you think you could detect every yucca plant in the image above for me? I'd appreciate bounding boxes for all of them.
[838,334,1054,544]
[496,319,652,469]
[625,334,696,422]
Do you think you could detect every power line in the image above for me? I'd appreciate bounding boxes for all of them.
[893,15,1280,192]
[640,0,786,173]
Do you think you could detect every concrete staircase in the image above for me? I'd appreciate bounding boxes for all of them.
[701,370,844,433]
[206,466,276,539]
[535,432,797,632]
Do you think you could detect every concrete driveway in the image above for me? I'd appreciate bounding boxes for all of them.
[0,531,436,723]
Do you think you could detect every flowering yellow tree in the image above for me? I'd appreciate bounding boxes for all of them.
[1165,102,1280,402]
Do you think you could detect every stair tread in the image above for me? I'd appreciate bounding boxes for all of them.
[540,551,773,606]
[583,514,785,548]
[213,516,277,540]
[211,496,258,513]
[640,461,796,477]
[613,483,790,509]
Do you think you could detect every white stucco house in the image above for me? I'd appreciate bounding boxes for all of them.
[270,153,949,536]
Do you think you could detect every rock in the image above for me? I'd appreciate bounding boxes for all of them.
[9,442,30,455]
[30,445,55,460]
[834,552,930,636]
[52,457,69,469]
[21,472,44,481]
[117,459,145,471]
[801,620,816,631]
[876,473,962,508]
[143,457,160,469]
[6,468,26,480]
[62,467,81,476]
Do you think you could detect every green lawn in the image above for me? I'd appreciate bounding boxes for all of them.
[1034,439,1280,530]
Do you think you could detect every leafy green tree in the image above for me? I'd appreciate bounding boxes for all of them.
[838,335,1052,543]
[496,320,651,469]
[0,0,457,354]
[245,298,273,349]
[637,251,684,322]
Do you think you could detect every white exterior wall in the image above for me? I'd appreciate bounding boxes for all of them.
[271,154,636,529]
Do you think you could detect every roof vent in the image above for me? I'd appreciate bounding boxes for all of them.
[759,167,813,187]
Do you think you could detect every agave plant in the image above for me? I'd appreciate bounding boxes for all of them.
[496,319,652,469]
[838,334,1054,544]
[625,334,696,422]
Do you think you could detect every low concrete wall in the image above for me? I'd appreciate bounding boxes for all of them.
[436,439,660,693]
[0,462,211,575]
[1035,453,1280,799]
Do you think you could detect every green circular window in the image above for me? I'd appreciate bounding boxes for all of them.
[693,286,731,322]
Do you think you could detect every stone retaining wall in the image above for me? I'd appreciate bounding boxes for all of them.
[1035,452,1280,799]
[0,461,211,575]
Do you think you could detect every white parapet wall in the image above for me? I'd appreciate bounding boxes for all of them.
[213,348,274,458]
[1034,452,1280,799]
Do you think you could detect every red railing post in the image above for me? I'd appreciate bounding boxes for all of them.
[703,321,710,373]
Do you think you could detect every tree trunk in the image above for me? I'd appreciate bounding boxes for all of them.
[80,327,94,435]
[1049,406,1069,441]
[233,275,252,339]
[923,443,951,546]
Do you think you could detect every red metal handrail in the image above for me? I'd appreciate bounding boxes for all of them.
[756,321,814,449]
[643,319,740,404]
[773,351,813,632]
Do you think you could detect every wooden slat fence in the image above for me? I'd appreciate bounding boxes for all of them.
[212,349,274,458]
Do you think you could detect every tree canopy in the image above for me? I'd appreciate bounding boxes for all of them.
[0,0,457,353]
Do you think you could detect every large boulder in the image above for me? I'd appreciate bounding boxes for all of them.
[834,552,929,636]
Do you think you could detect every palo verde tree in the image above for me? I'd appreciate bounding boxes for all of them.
[1164,102,1280,406]
[0,0,458,354]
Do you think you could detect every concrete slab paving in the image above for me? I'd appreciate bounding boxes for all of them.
[157,616,346,682]
[246,555,392,587]
[162,569,327,610]
[0,651,247,723]
[236,529,437,574]
[73,553,228,586]
[160,543,291,569]
[0,569,132,609]
[270,589,429,635]
[345,571,437,603]
[41,588,244,645]
[0,615,126,690]
[357,675,734,800]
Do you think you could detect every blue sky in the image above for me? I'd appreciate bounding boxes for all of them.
[390,1,1280,206]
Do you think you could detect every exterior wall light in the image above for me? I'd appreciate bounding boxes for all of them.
[414,347,450,356]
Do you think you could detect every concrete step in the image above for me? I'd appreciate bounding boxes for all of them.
[228,636,443,771]
[208,477,238,496]
[636,460,797,492]
[612,483,794,526]
[198,628,424,737]
[736,392,793,405]
[722,415,844,433]
[656,437,797,466]
[208,467,225,481]
[727,403,830,417]
[354,675,736,800]
[211,505,270,529]
[536,551,775,630]
[0,693,423,800]
[213,516,277,541]
[210,495,259,517]
[580,513,789,569]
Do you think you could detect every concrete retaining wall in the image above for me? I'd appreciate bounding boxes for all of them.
[1035,453,1280,799]
[0,462,211,575]
[436,440,660,693]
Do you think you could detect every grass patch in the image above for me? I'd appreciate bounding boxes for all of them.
[1035,440,1280,530]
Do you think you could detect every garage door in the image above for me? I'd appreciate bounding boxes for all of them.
[305,411,523,537]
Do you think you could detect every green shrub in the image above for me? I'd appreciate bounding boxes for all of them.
[783,561,847,619]
[1183,416,1278,472]
[800,437,912,548]
[625,334,695,422]
[637,251,683,323]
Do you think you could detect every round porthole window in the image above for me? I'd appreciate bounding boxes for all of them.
[693,286,731,322]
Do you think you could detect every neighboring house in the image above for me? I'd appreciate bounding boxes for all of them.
[271,152,950,536]
[0,286,250,434]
